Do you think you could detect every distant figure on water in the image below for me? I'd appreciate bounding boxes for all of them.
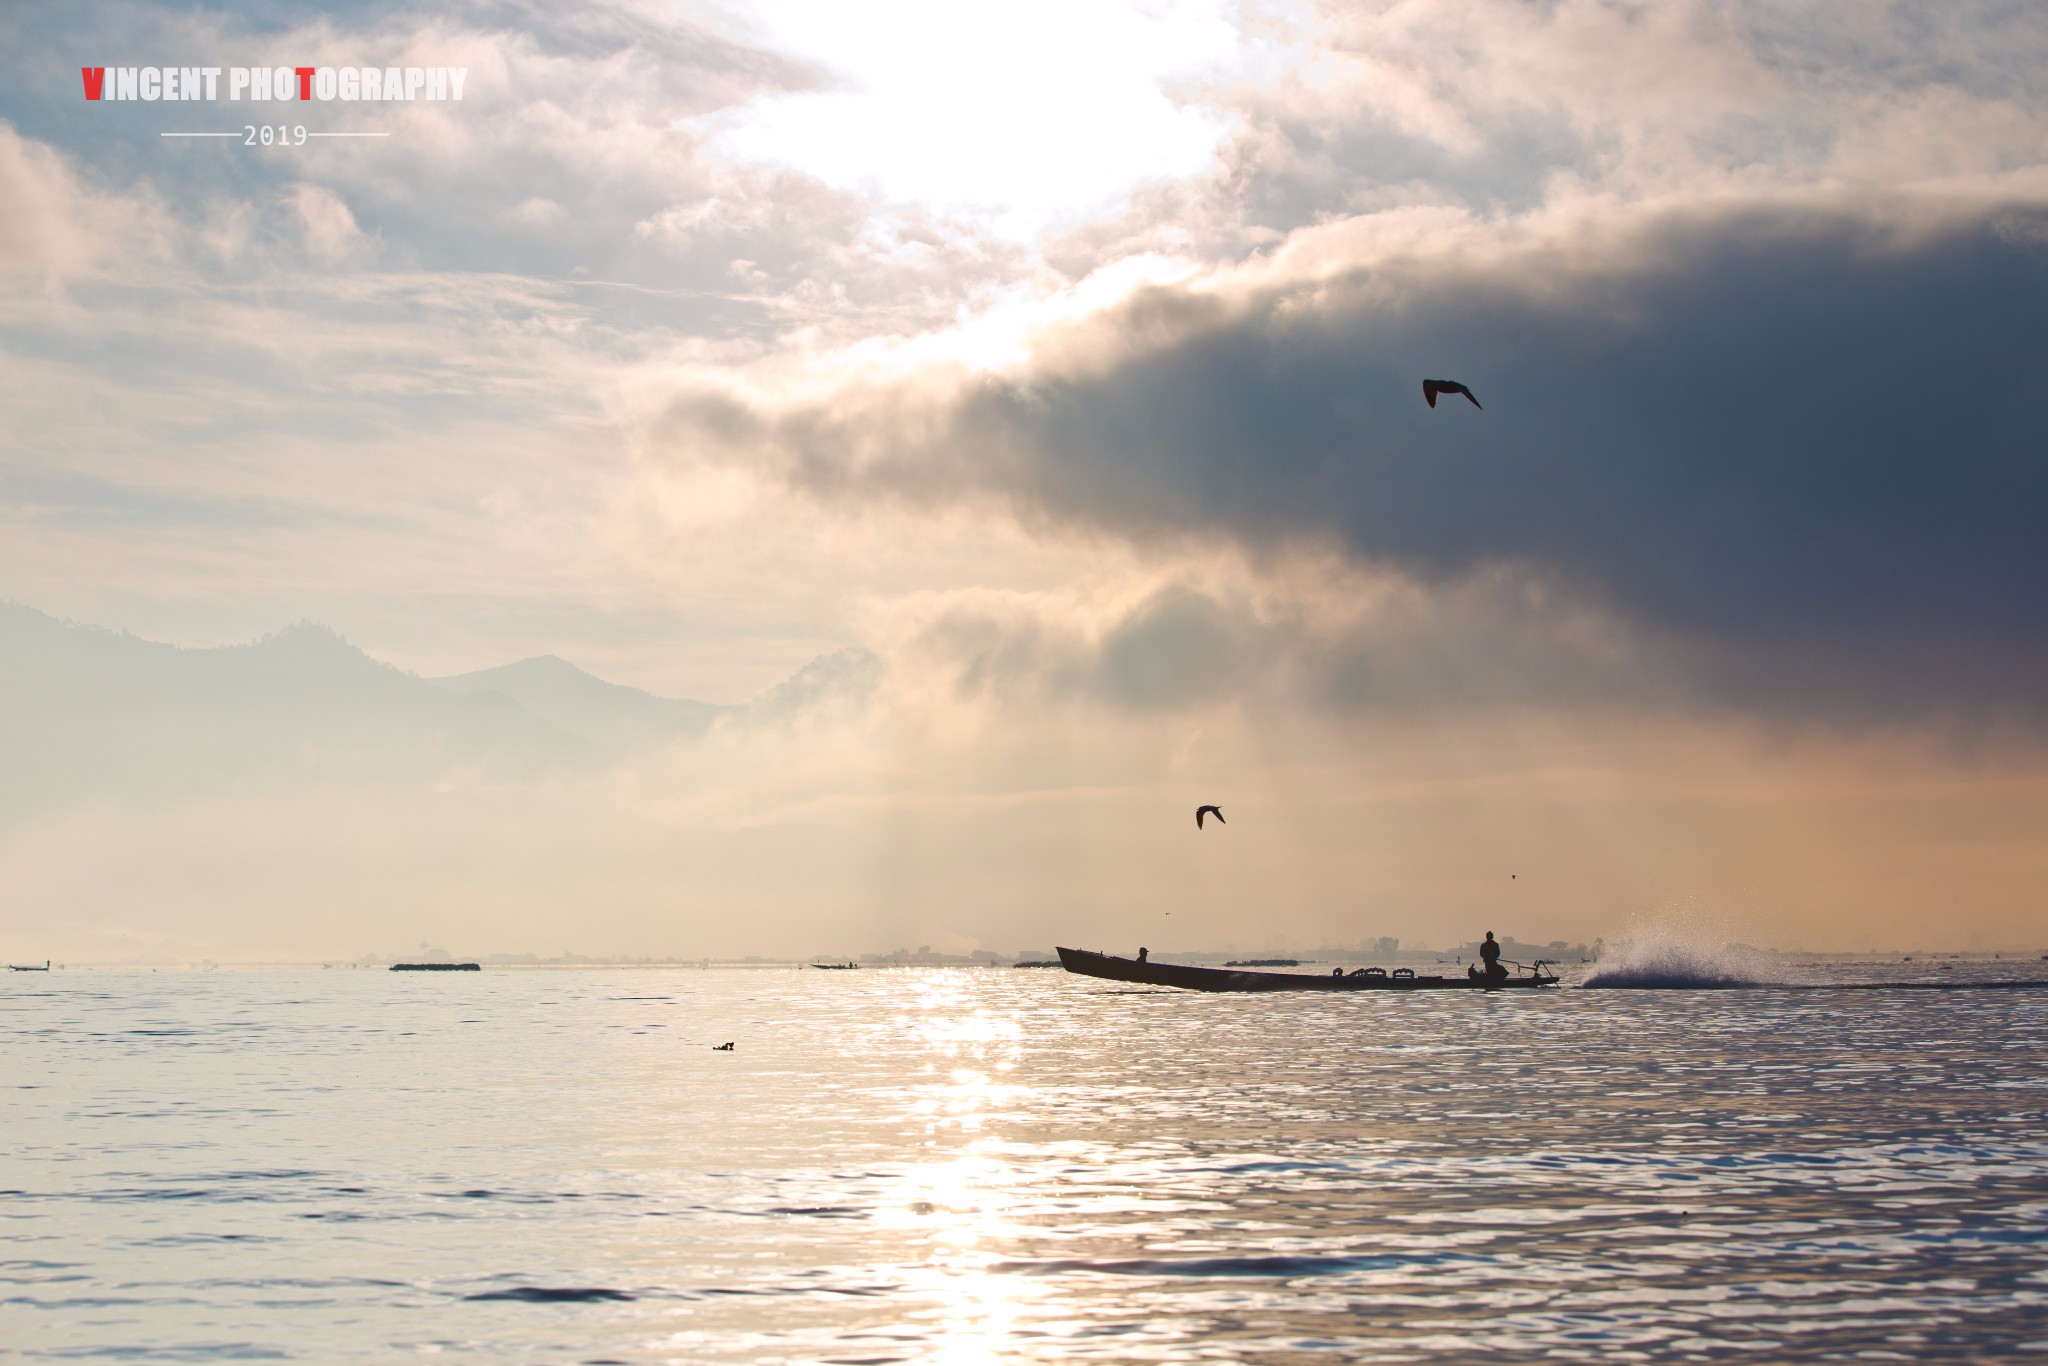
[712,1041,734,1051]
[1422,379,1481,409]
[1195,805,1224,829]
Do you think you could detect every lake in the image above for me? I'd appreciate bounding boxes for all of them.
[4,963,2045,1361]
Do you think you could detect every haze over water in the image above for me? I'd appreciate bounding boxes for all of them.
[7,965,2046,1362]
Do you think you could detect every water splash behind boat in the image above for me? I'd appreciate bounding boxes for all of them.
[1583,923,1777,989]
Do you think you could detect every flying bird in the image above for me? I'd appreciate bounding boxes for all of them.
[1423,379,1481,410]
[1195,805,1225,829]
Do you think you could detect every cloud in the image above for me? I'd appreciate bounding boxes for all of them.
[653,189,2048,716]
[737,645,883,726]
[0,122,168,275]
[7,1,2046,723]
[894,559,1666,718]
[288,183,368,262]
[0,0,1042,341]
[1040,1,2048,276]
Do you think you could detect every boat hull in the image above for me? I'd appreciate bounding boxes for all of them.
[1056,947,1555,992]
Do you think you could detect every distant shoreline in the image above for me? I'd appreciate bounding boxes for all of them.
[19,949,2044,973]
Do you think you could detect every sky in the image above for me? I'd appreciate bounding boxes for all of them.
[2,0,2046,963]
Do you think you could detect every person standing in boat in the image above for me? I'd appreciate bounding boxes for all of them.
[1474,931,1507,985]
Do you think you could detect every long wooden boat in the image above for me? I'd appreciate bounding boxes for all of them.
[1056,946,1557,992]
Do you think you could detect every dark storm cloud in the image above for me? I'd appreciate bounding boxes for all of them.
[672,200,2048,715]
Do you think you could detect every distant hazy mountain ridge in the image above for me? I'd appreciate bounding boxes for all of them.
[429,655,729,752]
[0,606,583,800]
[0,603,855,812]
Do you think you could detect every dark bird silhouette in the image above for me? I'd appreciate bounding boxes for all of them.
[1423,379,1481,409]
[1195,805,1224,829]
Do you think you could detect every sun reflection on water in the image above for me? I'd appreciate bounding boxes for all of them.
[886,976,1050,1363]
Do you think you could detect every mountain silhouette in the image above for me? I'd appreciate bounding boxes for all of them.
[0,602,876,819]
[431,655,729,752]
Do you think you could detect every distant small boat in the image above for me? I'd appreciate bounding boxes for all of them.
[810,962,859,970]
[1012,960,1061,968]
[1057,947,1557,992]
[390,962,480,971]
[8,960,50,972]
[1225,958,1299,967]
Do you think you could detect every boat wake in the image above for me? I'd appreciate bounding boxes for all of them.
[1582,925,1777,990]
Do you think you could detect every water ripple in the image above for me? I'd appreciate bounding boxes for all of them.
[2,966,2044,1361]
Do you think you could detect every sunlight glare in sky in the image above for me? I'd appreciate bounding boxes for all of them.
[704,0,1267,238]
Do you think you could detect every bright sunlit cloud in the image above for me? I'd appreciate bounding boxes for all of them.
[699,0,1270,238]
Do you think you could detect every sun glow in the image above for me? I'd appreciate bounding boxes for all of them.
[701,0,1269,237]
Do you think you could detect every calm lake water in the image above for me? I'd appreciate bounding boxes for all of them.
[4,964,2046,1362]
